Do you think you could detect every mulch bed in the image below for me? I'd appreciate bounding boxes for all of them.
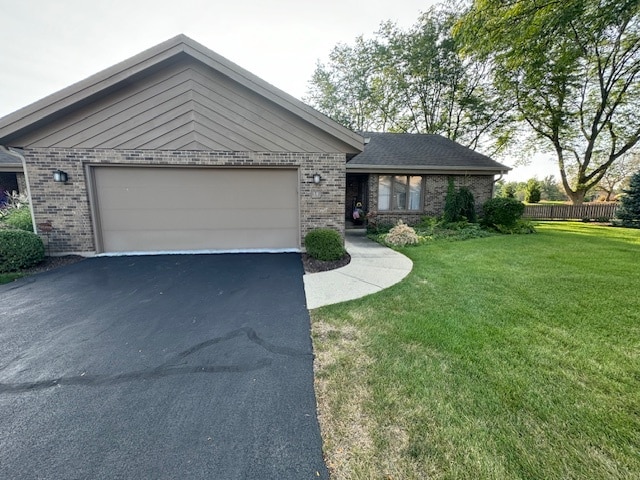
[301,253,351,274]
[21,255,86,275]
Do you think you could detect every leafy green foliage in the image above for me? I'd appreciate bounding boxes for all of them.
[0,230,45,273]
[503,182,516,198]
[525,179,542,203]
[304,229,346,261]
[493,219,536,234]
[306,4,513,153]
[444,179,477,223]
[457,187,477,222]
[443,177,460,223]
[0,207,33,231]
[616,170,640,228]
[0,272,23,285]
[482,197,525,228]
[456,0,640,204]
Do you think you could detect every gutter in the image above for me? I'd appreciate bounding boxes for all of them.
[0,146,37,234]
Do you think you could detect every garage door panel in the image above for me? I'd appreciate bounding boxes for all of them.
[99,207,298,231]
[97,174,297,208]
[103,228,294,251]
[93,167,299,252]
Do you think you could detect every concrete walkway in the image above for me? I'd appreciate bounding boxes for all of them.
[303,230,413,309]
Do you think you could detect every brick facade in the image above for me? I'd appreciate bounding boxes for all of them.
[23,148,345,254]
[16,172,27,195]
[366,173,496,226]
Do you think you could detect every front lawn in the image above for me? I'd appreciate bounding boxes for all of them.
[312,222,640,479]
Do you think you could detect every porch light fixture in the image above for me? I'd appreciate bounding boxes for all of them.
[53,170,68,183]
[312,173,321,184]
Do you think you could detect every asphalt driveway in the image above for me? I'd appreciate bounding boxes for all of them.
[0,254,328,479]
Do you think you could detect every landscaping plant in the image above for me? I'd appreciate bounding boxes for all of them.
[385,221,419,247]
[1,207,33,231]
[0,230,45,272]
[616,170,640,228]
[481,197,525,229]
[304,228,345,261]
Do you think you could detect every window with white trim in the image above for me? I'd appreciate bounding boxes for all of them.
[378,175,422,211]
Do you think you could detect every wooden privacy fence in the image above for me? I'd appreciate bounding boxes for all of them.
[523,203,619,220]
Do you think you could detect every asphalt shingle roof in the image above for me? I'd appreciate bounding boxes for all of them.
[0,149,22,166]
[347,132,509,171]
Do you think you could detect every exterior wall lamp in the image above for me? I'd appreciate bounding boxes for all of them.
[312,173,321,184]
[53,170,68,183]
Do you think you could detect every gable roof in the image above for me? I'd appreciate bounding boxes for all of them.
[347,132,509,174]
[0,35,363,153]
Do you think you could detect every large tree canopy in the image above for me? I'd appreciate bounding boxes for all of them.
[306,4,513,153]
[456,0,640,203]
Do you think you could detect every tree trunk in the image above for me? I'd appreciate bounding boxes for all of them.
[567,189,587,205]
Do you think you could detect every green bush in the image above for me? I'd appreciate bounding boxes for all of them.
[493,219,537,234]
[458,187,477,223]
[1,207,33,231]
[304,228,345,261]
[0,230,45,273]
[443,178,477,223]
[482,197,525,228]
[525,179,542,203]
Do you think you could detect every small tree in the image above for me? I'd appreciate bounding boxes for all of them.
[503,183,516,198]
[443,177,460,223]
[458,187,477,223]
[616,171,640,228]
[443,179,477,223]
[525,179,541,203]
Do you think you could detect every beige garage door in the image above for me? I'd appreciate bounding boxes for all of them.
[92,167,299,253]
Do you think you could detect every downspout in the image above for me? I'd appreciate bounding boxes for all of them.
[1,146,37,234]
[492,171,506,197]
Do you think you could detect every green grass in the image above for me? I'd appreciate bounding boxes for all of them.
[312,222,640,479]
[0,272,23,284]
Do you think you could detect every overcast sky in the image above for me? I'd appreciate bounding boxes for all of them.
[0,0,556,180]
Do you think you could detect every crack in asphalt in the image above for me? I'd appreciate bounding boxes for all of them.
[0,327,311,395]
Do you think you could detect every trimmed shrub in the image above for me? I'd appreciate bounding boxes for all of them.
[0,230,45,273]
[385,221,420,247]
[1,207,33,232]
[482,197,525,228]
[304,228,345,261]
